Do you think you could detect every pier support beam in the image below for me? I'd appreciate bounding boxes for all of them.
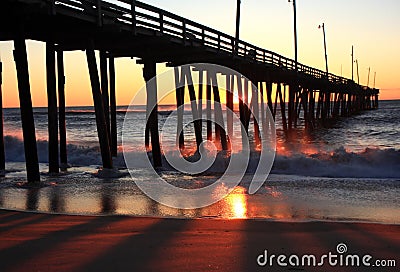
[236,74,247,149]
[0,60,5,175]
[57,50,68,167]
[46,42,59,173]
[260,82,267,139]
[143,60,162,167]
[13,33,40,182]
[243,79,251,132]
[277,84,288,132]
[266,81,273,114]
[109,56,118,157]
[273,83,278,119]
[174,67,185,150]
[198,70,204,135]
[206,75,212,141]
[86,43,113,169]
[252,82,260,147]
[226,74,234,142]
[308,90,316,128]
[100,51,110,140]
[210,72,228,151]
[183,66,203,150]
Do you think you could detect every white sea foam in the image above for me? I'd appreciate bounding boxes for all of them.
[4,135,400,178]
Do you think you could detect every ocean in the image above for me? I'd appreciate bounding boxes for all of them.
[0,100,399,223]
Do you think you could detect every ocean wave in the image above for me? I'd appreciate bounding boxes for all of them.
[4,135,103,166]
[273,147,400,178]
[4,135,400,178]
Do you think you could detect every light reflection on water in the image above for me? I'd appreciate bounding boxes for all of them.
[0,163,399,224]
[225,187,247,219]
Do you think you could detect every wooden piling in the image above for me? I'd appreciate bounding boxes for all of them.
[100,51,110,140]
[294,90,301,128]
[0,60,5,175]
[266,81,273,115]
[243,78,251,132]
[321,91,328,121]
[13,31,40,182]
[183,66,203,150]
[316,91,323,120]
[46,42,59,173]
[252,82,260,146]
[174,67,185,149]
[143,60,162,167]
[198,69,204,134]
[226,74,234,141]
[259,82,267,139]
[57,50,68,166]
[277,83,288,131]
[273,84,278,119]
[145,119,150,150]
[297,89,307,129]
[109,56,118,157]
[86,43,113,169]
[206,74,212,141]
[308,90,315,128]
[210,72,228,151]
[236,74,248,149]
[288,85,296,129]
[340,93,346,117]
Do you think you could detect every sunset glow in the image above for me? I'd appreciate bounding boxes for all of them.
[0,1,399,108]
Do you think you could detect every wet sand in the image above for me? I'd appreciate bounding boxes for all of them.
[0,209,398,272]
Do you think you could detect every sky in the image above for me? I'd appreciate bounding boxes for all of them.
[0,0,399,107]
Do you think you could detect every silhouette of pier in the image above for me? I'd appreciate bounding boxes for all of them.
[0,0,379,182]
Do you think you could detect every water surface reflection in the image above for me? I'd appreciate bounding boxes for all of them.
[0,166,398,224]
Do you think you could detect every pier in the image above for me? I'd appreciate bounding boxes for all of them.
[0,0,379,182]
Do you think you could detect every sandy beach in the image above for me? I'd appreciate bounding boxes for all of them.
[0,209,398,272]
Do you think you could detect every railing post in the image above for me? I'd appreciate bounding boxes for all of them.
[50,0,56,15]
[202,29,205,44]
[96,0,102,27]
[182,19,187,45]
[217,34,221,51]
[131,0,137,35]
[159,12,164,34]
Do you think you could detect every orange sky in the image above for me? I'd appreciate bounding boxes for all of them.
[0,0,399,108]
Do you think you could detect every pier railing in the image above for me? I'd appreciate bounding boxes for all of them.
[50,0,353,86]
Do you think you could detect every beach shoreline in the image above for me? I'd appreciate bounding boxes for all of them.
[0,209,398,271]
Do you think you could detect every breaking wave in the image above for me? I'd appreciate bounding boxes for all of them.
[4,135,400,178]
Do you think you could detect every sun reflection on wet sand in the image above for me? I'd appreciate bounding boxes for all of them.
[225,187,248,219]
[1,164,399,224]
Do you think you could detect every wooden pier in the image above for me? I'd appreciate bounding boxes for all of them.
[0,0,379,182]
